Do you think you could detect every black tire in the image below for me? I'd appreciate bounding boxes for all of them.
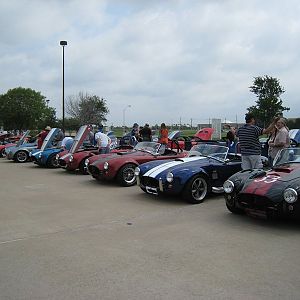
[47,154,59,168]
[117,163,137,186]
[225,194,244,214]
[79,159,88,175]
[0,148,5,158]
[15,150,29,163]
[182,175,211,204]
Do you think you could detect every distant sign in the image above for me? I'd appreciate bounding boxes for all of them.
[211,118,221,140]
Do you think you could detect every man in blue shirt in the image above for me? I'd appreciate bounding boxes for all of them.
[237,113,275,170]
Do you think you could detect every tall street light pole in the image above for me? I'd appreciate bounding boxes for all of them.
[60,40,67,130]
[122,105,131,134]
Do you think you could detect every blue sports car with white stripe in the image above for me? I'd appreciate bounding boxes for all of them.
[135,143,242,204]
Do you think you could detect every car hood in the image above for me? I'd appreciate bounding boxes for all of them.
[91,151,149,165]
[32,148,61,157]
[141,156,212,178]
[7,143,37,154]
[240,163,300,202]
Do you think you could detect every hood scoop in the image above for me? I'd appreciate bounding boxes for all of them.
[272,167,293,173]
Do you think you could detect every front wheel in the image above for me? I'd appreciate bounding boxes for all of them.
[15,150,29,163]
[79,159,88,175]
[47,154,59,168]
[0,148,5,158]
[117,163,137,186]
[225,194,244,214]
[182,175,211,204]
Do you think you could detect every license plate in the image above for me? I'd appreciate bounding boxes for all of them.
[146,186,158,195]
[245,208,267,219]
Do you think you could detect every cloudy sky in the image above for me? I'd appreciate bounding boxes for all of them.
[1,0,299,127]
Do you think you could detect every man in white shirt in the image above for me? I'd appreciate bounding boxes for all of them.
[61,136,74,150]
[95,131,111,154]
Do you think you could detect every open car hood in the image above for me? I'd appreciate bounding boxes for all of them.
[16,130,30,147]
[69,125,93,154]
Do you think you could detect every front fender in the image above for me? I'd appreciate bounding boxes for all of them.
[175,167,209,186]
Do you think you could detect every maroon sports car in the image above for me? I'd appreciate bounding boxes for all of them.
[86,141,187,186]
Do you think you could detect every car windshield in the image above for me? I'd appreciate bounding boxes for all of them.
[134,142,161,154]
[188,144,229,160]
[273,147,300,166]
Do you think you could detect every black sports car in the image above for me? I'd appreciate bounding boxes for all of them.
[224,147,300,219]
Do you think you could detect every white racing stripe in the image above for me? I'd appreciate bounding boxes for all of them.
[61,153,71,160]
[32,151,42,157]
[143,156,205,178]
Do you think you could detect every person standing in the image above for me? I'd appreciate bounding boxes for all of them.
[237,113,275,170]
[139,123,152,141]
[268,117,290,164]
[130,123,139,146]
[54,129,65,147]
[95,130,111,154]
[158,123,169,145]
[61,136,74,150]
[37,126,51,148]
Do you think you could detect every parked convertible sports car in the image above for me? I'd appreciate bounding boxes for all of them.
[0,130,32,157]
[135,143,242,204]
[30,128,66,168]
[224,147,300,219]
[87,141,187,186]
[5,130,37,162]
[57,125,99,174]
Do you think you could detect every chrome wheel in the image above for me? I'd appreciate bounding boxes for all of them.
[117,164,137,186]
[182,175,210,204]
[191,177,208,201]
[15,151,28,163]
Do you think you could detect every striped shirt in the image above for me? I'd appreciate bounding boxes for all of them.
[237,124,264,155]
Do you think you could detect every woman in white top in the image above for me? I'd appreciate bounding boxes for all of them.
[268,117,290,164]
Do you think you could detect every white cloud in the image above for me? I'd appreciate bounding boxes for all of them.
[0,0,299,127]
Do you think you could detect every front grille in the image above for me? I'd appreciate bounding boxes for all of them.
[238,194,279,211]
[141,176,159,188]
[88,165,101,177]
[58,159,66,167]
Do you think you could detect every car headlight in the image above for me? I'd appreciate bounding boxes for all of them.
[166,172,174,183]
[56,154,60,160]
[85,159,89,166]
[223,180,234,194]
[38,153,42,158]
[69,155,74,162]
[283,188,298,204]
[103,162,109,170]
[134,167,140,176]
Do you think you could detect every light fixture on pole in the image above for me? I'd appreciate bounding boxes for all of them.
[60,40,67,130]
[122,104,131,134]
[46,99,50,107]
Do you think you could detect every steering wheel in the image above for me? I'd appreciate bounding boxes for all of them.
[170,139,183,153]
[290,138,298,147]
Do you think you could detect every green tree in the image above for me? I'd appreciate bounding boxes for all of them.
[0,87,56,130]
[248,75,290,126]
[66,92,109,125]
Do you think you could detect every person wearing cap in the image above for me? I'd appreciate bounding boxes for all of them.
[236,113,275,170]
[130,123,139,146]
[139,123,152,141]
[37,126,51,149]
[268,117,290,165]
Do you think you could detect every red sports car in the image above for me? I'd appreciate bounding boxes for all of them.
[57,125,133,174]
[166,128,215,150]
[86,141,187,186]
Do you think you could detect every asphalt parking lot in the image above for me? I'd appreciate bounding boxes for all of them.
[0,159,300,300]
